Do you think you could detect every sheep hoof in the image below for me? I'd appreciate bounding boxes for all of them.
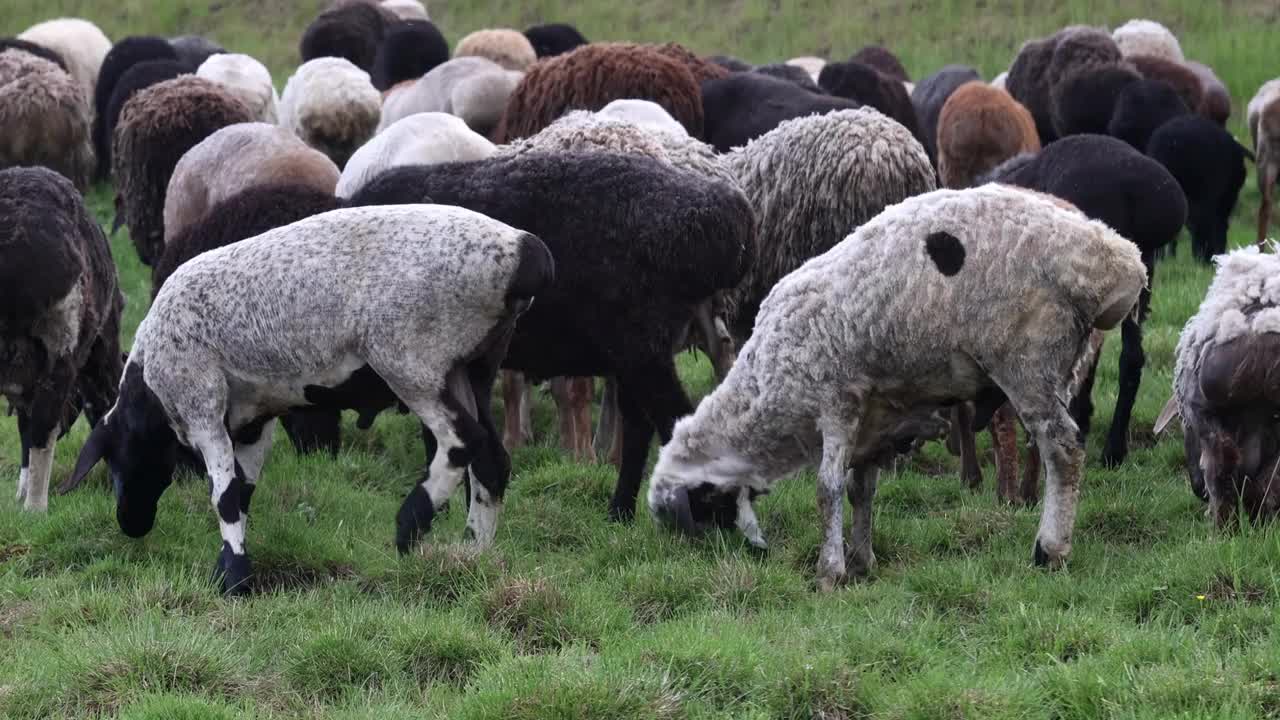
[213,544,252,596]
[395,485,435,554]
[1101,441,1127,469]
[607,502,636,523]
[816,573,845,593]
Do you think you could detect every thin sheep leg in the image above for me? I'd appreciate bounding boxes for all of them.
[1022,402,1085,568]
[22,423,59,512]
[816,425,852,591]
[954,404,983,489]
[1102,276,1151,467]
[1258,157,1276,250]
[845,464,878,576]
[571,376,595,461]
[392,387,470,554]
[500,370,526,451]
[190,425,251,594]
[232,419,275,517]
[15,410,30,505]
[593,377,620,465]
[991,403,1020,504]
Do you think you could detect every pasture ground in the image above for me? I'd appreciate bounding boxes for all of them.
[3,1,1280,718]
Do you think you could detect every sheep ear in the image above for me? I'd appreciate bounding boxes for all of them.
[57,419,112,494]
[1153,396,1180,435]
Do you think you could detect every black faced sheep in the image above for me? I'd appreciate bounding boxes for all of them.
[2,167,123,512]
[169,35,225,69]
[701,72,857,153]
[17,18,111,104]
[279,57,382,168]
[299,1,389,72]
[648,185,1147,590]
[379,56,521,138]
[495,43,705,142]
[196,53,278,124]
[91,36,181,180]
[337,112,495,198]
[101,59,192,193]
[936,81,1040,190]
[851,45,909,82]
[1049,62,1141,138]
[370,19,449,91]
[349,151,755,523]
[0,49,95,193]
[112,75,253,265]
[1106,79,1190,152]
[1249,81,1280,248]
[818,60,923,146]
[1172,247,1280,526]
[1147,115,1249,263]
[523,23,587,58]
[454,28,537,72]
[63,204,553,595]
[911,64,982,166]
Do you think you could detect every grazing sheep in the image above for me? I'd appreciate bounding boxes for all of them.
[524,23,587,58]
[279,57,381,168]
[101,59,191,192]
[1107,79,1190,152]
[911,64,982,165]
[169,35,225,69]
[17,18,110,103]
[381,0,428,20]
[378,56,520,138]
[112,76,253,265]
[63,204,553,595]
[978,135,1187,472]
[299,1,389,72]
[723,108,935,340]
[653,42,730,84]
[197,53,279,123]
[2,167,123,512]
[597,98,690,137]
[936,81,1039,190]
[1249,80,1280,249]
[1049,62,1141,138]
[1173,247,1280,526]
[371,19,449,91]
[495,43,704,142]
[1126,54,1203,118]
[1007,26,1120,144]
[164,123,341,245]
[349,151,755,522]
[454,28,537,72]
[1112,19,1184,62]
[701,72,857,152]
[852,45,909,82]
[1147,115,1249,263]
[0,49,95,192]
[91,36,181,180]
[753,63,824,92]
[786,56,826,83]
[819,60,923,146]
[1187,60,1231,125]
[337,112,495,197]
[0,38,67,71]
[648,185,1147,589]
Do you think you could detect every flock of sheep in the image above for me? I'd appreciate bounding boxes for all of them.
[2,3,1279,594]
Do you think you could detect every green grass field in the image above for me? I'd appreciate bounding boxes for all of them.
[4,2,1280,718]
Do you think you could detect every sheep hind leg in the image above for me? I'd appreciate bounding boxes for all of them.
[816,422,855,591]
[571,377,595,462]
[1010,395,1084,569]
[609,363,694,521]
[231,418,276,517]
[21,422,59,512]
[608,382,656,522]
[953,404,983,490]
[1258,157,1276,250]
[845,465,878,577]
[15,410,30,505]
[991,403,1020,505]
[500,370,527,452]
[593,377,621,467]
[1101,296,1148,468]
[456,349,511,548]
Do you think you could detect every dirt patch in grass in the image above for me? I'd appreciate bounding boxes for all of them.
[0,544,30,563]
[1205,573,1268,604]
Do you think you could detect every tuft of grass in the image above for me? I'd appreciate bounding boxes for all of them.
[285,628,390,702]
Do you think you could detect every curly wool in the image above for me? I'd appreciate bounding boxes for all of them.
[1049,62,1141,138]
[102,59,191,184]
[495,43,704,142]
[337,112,495,197]
[299,2,389,72]
[524,23,587,58]
[91,37,180,179]
[1007,26,1119,143]
[112,75,252,265]
[18,18,110,105]
[197,53,278,123]
[0,49,94,193]
[911,64,982,165]
[371,19,449,90]
[723,108,936,337]
[651,42,729,83]
[1176,249,1280,381]
[164,123,340,245]
[1107,79,1190,152]
[937,81,1040,189]
[454,28,537,72]
[819,60,923,144]
[1112,19,1184,62]
[279,57,381,168]
[378,56,520,138]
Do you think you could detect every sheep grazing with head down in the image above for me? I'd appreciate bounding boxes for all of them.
[63,204,553,595]
[196,54,278,124]
[454,28,537,72]
[17,18,110,104]
[299,1,390,72]
[524,23,587,58]
[112,76,253,265]
[1187,61,1231,125]
[349,150,754,523]
[1007,26,1121,144]
[1126,54,1203,118]
[1112,19,1183,62]
[102,60,192,196]
[1147,115,1249,263]
[1172,247,1280,526]
[164,123,341,246]
[911,64,982,167]
[0,49,95,193]
[819,59,923,146]
[495,43,705,142]
[169,35,225,69]
[379,56,521,138]
[1049,62,1141,138]
[371,19,449,91]
[337,112,495,198]
[279,57,381,168]
[2,167,123,512]
[648,185,1147,590]
[936,81,1040,190]
[701,72,857,153]
[1106,79,1189,152]
[92,36,181,180]
[1249,81,1280,250]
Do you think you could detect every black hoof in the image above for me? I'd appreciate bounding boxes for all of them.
[213,543,252,596]
[1033,539,1050,567]
[607,502,636,523]
[1101,442,1127,469]
[395,485,435,555]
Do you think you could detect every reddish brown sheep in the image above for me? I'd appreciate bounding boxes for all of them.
[1127,54,1204,118]
[653,42,729,83]
[937,82,1040,190]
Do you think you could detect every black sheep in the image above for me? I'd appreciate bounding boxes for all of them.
[911,64,981,166]
[1147,115,1249,262]
[92,36,182,181]
[851,45,909,82]
[819,59,923,146]
[349,152,756,521]
[707,54,753,73]
[0,38,67,72]
[523,23,588,58]
[753,63,823,92]
[1,167,123,511]
[1049,63,1141,138]
[371,19,449,91]
[1107,79,1190,152]
[701,72,857,152]
[299,2,389,72]
[980,134,1187,467]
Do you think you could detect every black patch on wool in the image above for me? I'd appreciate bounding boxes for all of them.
[925,232,965,276]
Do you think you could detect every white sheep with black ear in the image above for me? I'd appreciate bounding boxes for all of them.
[62,205,554,595]
[2,167,123,511]
[648,185,1146,591]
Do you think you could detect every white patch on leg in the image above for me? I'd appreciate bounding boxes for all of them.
[233,419,276,487]
[735,489,767,550]
[465,479,500,548]
[195,428,247,556]
[16,466,29,504]
[22,426,59,512]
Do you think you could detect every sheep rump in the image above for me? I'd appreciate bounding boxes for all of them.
[0,49,95,192]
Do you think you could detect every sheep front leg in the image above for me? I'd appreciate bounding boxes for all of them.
[816,429,853,592]
[953,404,982,489]
[15,410,30,505]
[1102,306,1146,468]
[448,366,509,548]
[394,395,471,553]
[845,465,878,577]
[232,419,276,517]
[991,404,1020,504]
[191,427,252,595]
[593,378,620,465]
[20,419,60,512]
[1023,404,1084,568]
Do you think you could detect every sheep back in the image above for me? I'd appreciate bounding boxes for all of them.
[1127,54,1204,117]
[102,59,192,185]
[937,81,1040,189]
[169,35,225,69]
[279,57,382,168]
[753,63,823,93]
[1049,62,1141,138]
[299,2,389,72]
[818,60,923,145]
[0,49,94,192]
[454,28,537,72]
[1112,19,1184,62]
[18,18,111,104]
[197,53,278,123]
[371,19,448,90]
[911,64,982,165]
[851,45,909,82]
[378,56,519,139]
[1187,61,1230,125]
[523,23,587,58]
[1107,79,1190,152]
[701,72,858,153]
[337,112,494,197]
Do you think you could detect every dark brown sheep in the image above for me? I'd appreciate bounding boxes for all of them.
[937,82,1040,190]
[1127,54,1205,120]
[852,44,909,82]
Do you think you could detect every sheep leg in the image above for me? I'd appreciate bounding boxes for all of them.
[456,351,511,548]
[190,425,252,595]
[991,403,1020,504]
[608,382,656,522]
[500,370,527,451]
[735,488,767,552]
[1068,349,1100,447]
[1013,395,1084,569]
[1102,293,1148,468]
[608,362,694,520]
[15,410,30,505]
[816,426,853,592]
[77,334,125,428]
[280,408,341,456]
[953,404,983,489]
[593,377,620,466]
[693,300,735,380]
[21,421,59,513]
[231,418,275,517]
[571,377,595,461]
[1258,157,1276,250]
[845,464,878,577]
[550,377,578,457]
[1021,441,1041,505]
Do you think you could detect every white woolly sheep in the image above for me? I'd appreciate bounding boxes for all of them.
[381,0,428,20]
[280,57,382,168]
[1248,79,1280,249]
[336,112,495,198]
[379,56,521,138]
[197,53,279,124]
[163,122,341,246]
[18,18,111,108]
[1112,19,1184,62]
[648,185,1147,590]
[63,204,555,595]
[1172,247,1280,526]
[454,28,537,72]
[597,99,690,137]
[786,56,826,83]
[0,48,95,192]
